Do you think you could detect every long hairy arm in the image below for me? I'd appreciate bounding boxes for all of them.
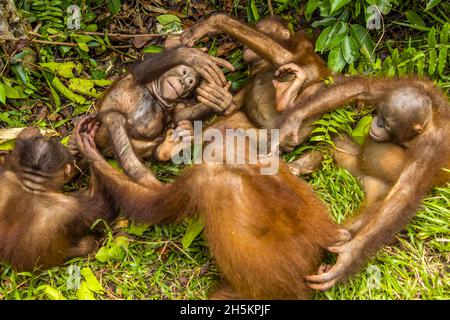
[306,131,447,290]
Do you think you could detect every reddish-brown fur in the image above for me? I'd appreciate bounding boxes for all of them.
[280,76,450,290]
[0,128,115,271]
[76,119,346,299]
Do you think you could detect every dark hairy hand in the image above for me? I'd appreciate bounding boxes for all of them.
[279,112,305,150]
[305,234,359,291]
[75,116,104,164]
[196,81,233,114]
[180,14,223,47]
[179,47,234,86]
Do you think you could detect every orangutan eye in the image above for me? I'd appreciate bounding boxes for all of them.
[377,116,385,128]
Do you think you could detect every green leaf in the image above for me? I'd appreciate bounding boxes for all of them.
[0,82,5,104]
[0,139,15,151]
[156,14,181,26]
[341,36,358,64]
[68,78,100,98]
[40,62,82,79]
[416,54,425,75]
[142,45,164,54]
[351,115,372,145]
[405,11,426,27]
[42,285,67,300]
[428,27,437,48]
[80,267,104,293]
[46,27,60,35]
[51,76,86,104]
[77,42,89,52]
[182,217,204,249]
[306,0,321,20]
[77,281,96,300]
[73,34,96,43]
[330,0,352,15]
[11,64,28,85]
[428,49,437,75]
[250,0,260,21]
[108,0,122,14]
[328,46,347,73]
[425,0,442,11]
[438,47,448,75]
[365,0,392,15]
[92,79,113,87]
[95,236,128,263]
[85,24,98,32]
[350,24,375,63]
[311,17,337,28]
[4,85,27,99]
[440,23,449,44]
[315,22,348,53]
[355,0,361,17]
[126,223,149,236]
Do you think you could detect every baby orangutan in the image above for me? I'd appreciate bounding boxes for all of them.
[0,128,115,271]
[279,77,450,290]
[91,46,235,187]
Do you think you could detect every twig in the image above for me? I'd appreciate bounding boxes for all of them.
[268,0,274,16]
[0,280,28,300]
[32,39,78,46]
[81,32,161,40]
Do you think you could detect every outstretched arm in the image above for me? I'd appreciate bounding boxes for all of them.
[102,112,162,188]
[181,14,295,66]
[279,77,378,146]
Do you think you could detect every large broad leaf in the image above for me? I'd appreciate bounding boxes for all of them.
[327,46,347,73]
[315,21,348,53]
[350,24,375,63]
[341,35,359,64]
[330,0,352,15]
